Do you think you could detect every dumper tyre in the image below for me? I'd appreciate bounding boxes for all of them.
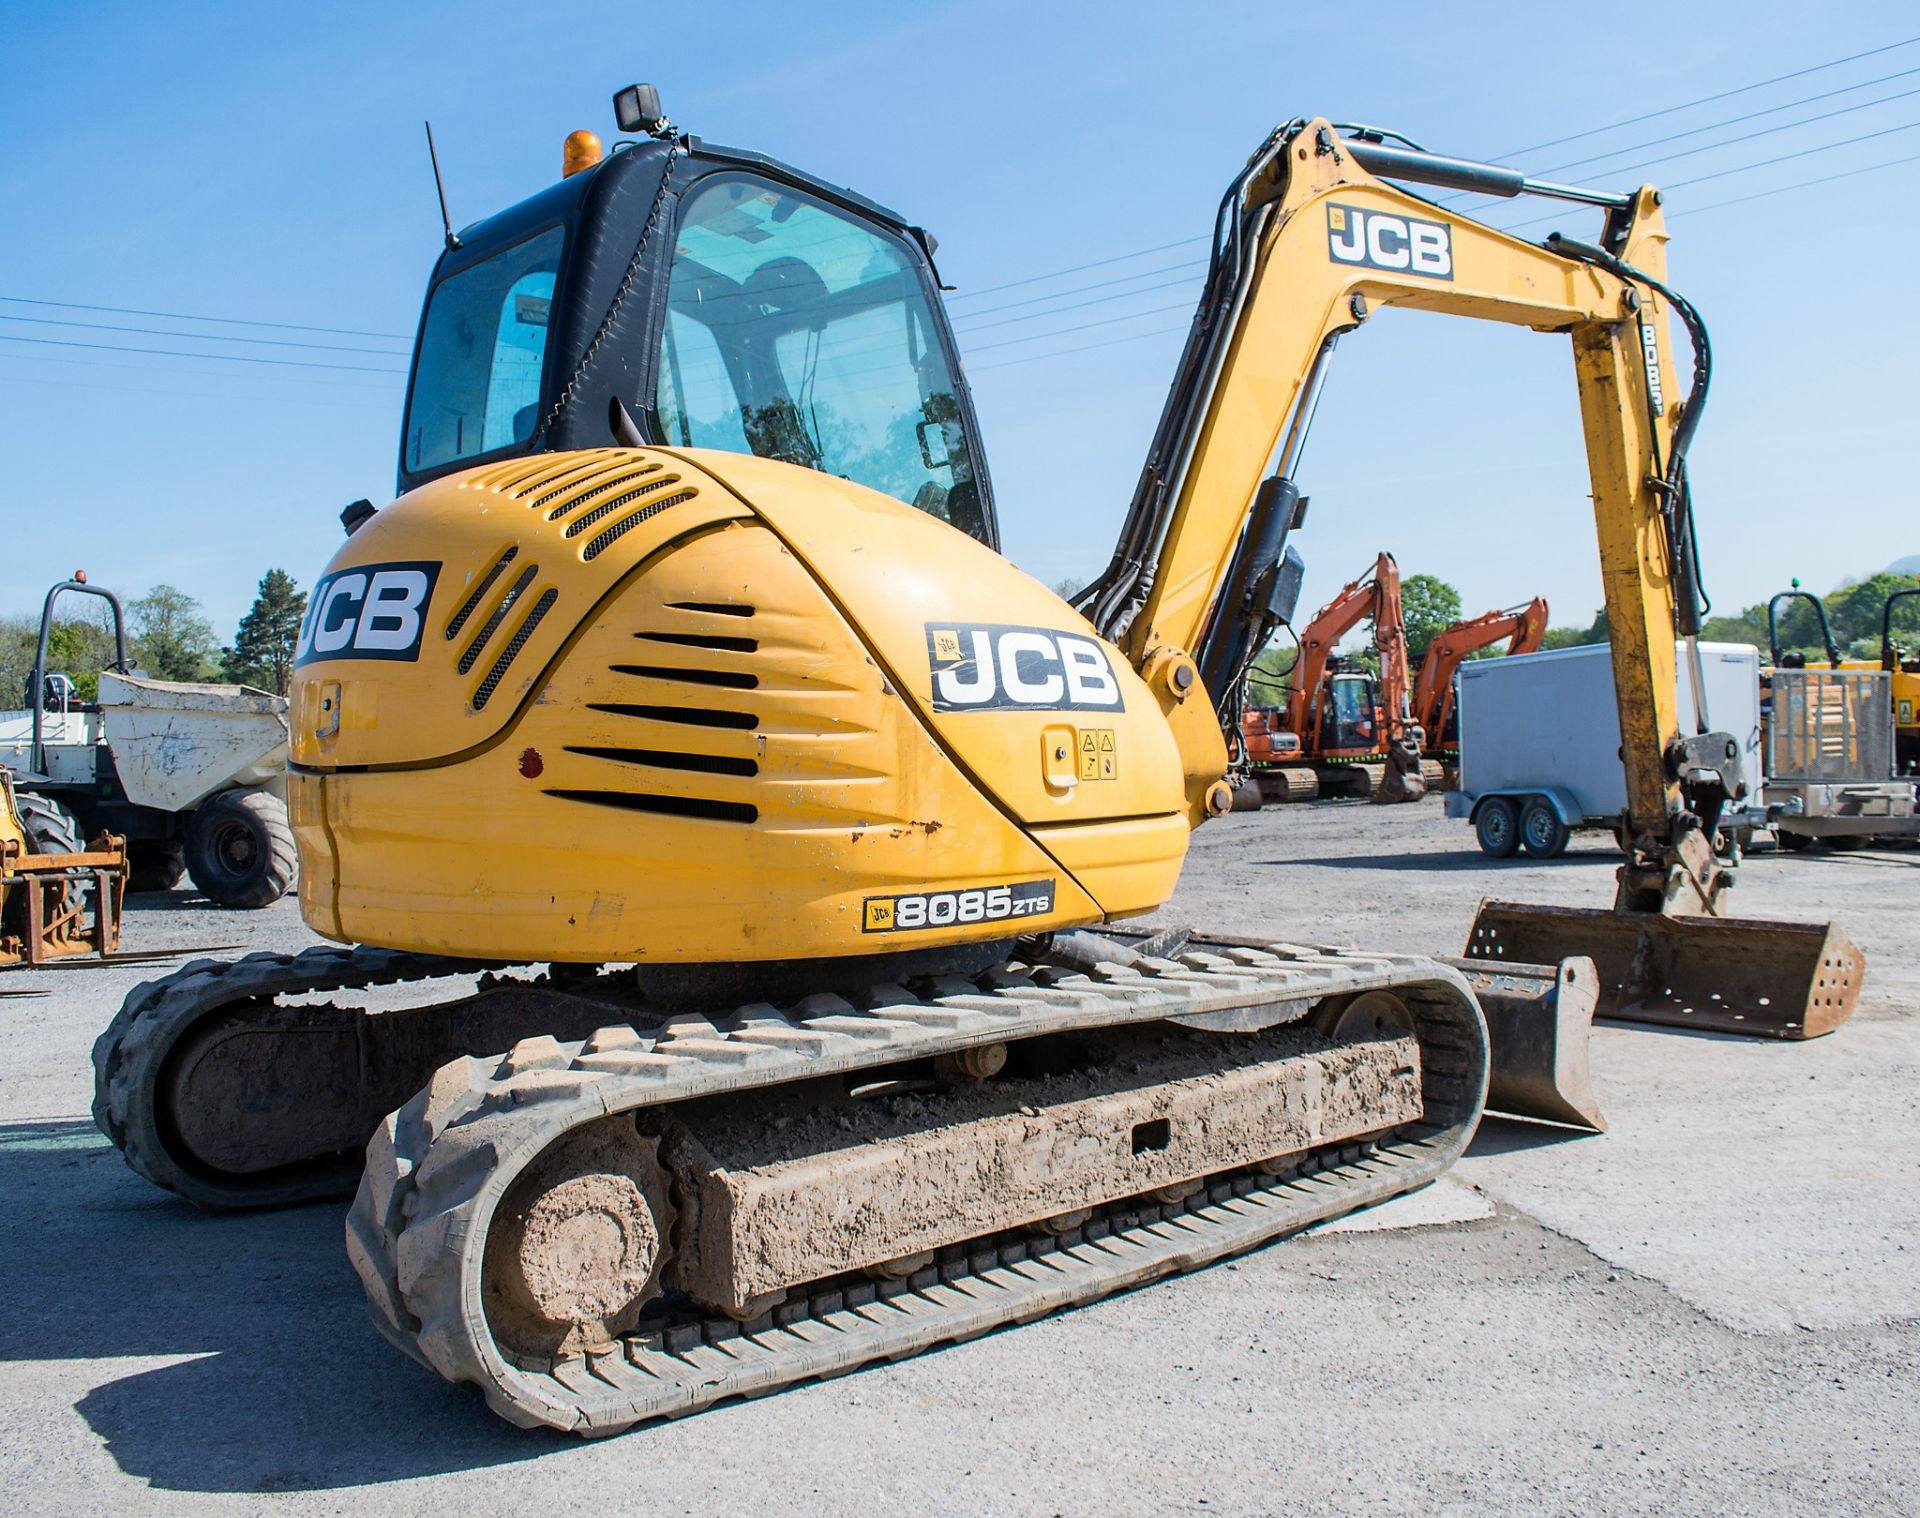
[185,789,296,909]
[15,791,84,858]
[1474,796,1520,858]
[1519,797,1570,859]
[12,791,91,923]
[128,841,187,893]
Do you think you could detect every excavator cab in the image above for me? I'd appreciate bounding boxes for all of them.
[1318,666,1379,754]
[399,136,998,546]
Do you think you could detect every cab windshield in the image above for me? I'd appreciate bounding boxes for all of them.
[655,173,988,541]
[1325,674,1378,750]
[404,225,565,474]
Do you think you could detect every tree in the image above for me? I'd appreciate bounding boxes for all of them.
[1828,571,1920,650]
[1246,637,1296,706]
[1398,574,1463,663]
[131,584,218,682]
[1541,607,1609,650]
[1051,576,1086,601]
[222,570,307,695]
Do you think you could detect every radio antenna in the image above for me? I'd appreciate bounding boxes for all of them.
[423,121,460,250]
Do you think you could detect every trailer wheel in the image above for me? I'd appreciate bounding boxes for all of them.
[185,790,296,909]
[1474,797,1520,858]
[1520,797,1570,859]
[127,841,187,893]
[1775,829,1815,853]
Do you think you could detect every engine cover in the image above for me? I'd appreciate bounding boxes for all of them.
[290,447,1193,963]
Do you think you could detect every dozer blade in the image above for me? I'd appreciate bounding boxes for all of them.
[1444,955,1605,1131]
[1463,901,1864,1040]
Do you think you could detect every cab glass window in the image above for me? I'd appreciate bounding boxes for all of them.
[404,226,565,473]
[655,175,986,540]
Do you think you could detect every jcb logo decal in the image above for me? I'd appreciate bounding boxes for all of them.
[295,561,441,666]
[1327,203,1453,280]
[926,623,1124,713]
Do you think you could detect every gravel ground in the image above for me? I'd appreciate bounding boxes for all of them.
[1,801,1914,1515]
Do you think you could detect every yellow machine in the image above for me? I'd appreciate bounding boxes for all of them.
[1,770,124,966]
[94,93,1862,1432]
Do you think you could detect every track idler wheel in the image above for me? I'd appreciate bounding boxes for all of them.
[482,1118,676,1361]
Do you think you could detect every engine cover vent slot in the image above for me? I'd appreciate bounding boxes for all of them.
[667,601,755,618]
[564,745,758,778]
[579,492,697,561]
[545,789,758,824]
[457,564,539,674]
[503,455,604,502]
[444,547,518,642]
[562,476,681,539]
[472,588,558,711]
[610,663,758,691]
[587,701,758,732]
[546,463,666,523]
[518,456,625,509]
[637,631,758,654]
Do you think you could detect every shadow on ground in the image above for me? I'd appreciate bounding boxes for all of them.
[1258,850,1617,873]
[0,1117,568,1492]
[1467,1113,1607,1158]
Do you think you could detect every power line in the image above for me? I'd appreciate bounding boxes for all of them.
[963,300,1196,355]
[952,258,1206,323]
[0,332,407,375]
[1527,63,1920,179]
[1567,82,1920,184]
[954,274,1203,335]
[945,236,1207,303]
[1497,117,1920,230]
[950,37,1920,293]
[0,312,413,358]
[970,320,1193,373]
[1477,34,1920,161]
[1671,147,1920,216]
[0,293,410,342]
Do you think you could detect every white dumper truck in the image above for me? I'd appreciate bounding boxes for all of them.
[1444,641,1765,858]
[0,579,293,906]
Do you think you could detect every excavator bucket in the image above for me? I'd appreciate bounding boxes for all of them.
[1446,954,1605,1131]
[1463,901,1864,1040]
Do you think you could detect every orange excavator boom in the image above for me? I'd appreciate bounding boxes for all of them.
[1413,596,1549,741]
[1283,552,1412,747]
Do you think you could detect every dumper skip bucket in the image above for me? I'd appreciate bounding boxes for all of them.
[1463,901,1864,1039]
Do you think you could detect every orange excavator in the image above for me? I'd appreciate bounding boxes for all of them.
[1241,552,1423,802]
[1413,597,1549,784]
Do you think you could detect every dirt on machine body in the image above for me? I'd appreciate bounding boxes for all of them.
[94,93,1861,1432]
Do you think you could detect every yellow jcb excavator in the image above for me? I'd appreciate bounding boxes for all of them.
[92,92,1862,1433]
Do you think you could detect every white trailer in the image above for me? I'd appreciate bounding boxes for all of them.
[1443,641,1763,858]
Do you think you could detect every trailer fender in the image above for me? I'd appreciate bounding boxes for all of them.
[1459,787,1584,828]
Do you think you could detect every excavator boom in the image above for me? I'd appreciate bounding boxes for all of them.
[1079,118,1860,1033]
[1413,597,1549,745]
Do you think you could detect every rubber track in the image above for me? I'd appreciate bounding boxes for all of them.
[92,945,503,1210]
[348,941,1488,1433]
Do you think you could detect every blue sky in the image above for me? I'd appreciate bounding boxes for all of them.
[2,2,1914,639]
